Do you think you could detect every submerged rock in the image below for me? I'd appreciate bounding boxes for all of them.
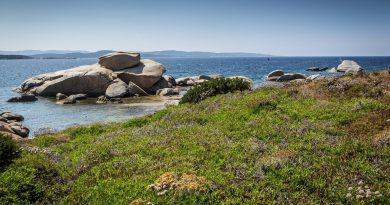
[98,51,140,71]
[306,67,329,72]
[58,94,87,104]
[7,94,38,102]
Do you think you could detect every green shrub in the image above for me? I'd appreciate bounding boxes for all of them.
[0,134,19,168]
[181,77,251,103]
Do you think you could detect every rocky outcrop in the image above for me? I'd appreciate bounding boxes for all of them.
[0,112,29,140]
[18,51,169,100]
[7,94,38,102]
[267,70,284,81]
[116,59,165,90]
[337,60,363,72]
[20,64,113,96]
[98,51,140,71]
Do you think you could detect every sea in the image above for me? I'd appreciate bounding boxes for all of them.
[1,57,389,136]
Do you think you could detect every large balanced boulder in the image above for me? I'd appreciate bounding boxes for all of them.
[105,79,129,98]
[116,59,165,90]
[98,51,140,71]
[337,60,363,72]
[20,64,114,96]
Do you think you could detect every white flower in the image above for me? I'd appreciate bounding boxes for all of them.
[346,193,352,198]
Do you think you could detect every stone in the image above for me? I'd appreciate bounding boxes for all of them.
[337,60,363,72]
[292,73,307,80]
[20,64,114,97]
[0,112,24,121]
[307,74,321,80]
[327,67,337,73]
[128,81,148,96]
[268,70,284,77]
[110,98,123,103]
[306,67,329,72]
[0,131,24,141]
[9,122,29,138]
[156,88,180,96]
[105,79,129,98]
[59,94,87,104]
[98,51,140,71]
[267,70,284,81]
[96,95,109,104]
[56,93,68,101]
[0,121,15,134]
[147,75,176,94]
[116,59,165,90]
[7,94,38,102]
[277,73,307,82]
[276,74,294,82]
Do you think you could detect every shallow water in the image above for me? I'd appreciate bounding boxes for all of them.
[1,57,389,136]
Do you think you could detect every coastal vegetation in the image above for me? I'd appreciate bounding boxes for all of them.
[181,77,252,103]
[0,70,389,204]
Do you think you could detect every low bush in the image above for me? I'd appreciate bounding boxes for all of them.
[181,77,251,103]
[0,134,19,168]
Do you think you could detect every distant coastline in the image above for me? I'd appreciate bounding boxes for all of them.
[0,55,33,60]
[0,50,272,59]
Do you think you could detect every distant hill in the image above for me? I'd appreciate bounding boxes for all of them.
[0,50,272,59]
[0,55,33,60]
[30,50,114,59]
[0,50,89,56]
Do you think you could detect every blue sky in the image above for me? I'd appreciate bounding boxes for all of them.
[0,0,389,56]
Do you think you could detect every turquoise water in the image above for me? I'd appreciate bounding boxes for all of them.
[1,57,389,136]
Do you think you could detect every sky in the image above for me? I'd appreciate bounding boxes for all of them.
[0,0,389,56]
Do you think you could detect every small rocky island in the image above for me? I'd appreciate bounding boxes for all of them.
[16,51,242,104]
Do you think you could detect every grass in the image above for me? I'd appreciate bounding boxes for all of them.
[0,70,389,204]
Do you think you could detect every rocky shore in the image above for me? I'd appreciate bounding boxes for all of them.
[14,51,252,105]
[0,112,29,141]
